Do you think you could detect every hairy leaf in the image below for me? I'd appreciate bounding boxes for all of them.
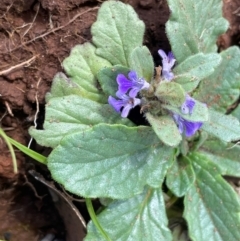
[166,157,195,197]
[62,43,111,103]
[91,1,145,66]
[146,113,182,147]
[85,187,172,241]
[200,138,240,177]
[97,65,130,97]
[29,95,133,148]
[129,46,154,82]
[194,47,240,112]
[163,100,209,122]
[47,124,174,198]
[184,152,240,241]
[166,0,228,62]
[231,104,240,120]
[155,82,186,107]
[174,53,221,92]
[202,109,240,142]
[45,73,82,101]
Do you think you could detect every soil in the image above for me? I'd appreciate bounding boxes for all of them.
[0,0,239,240]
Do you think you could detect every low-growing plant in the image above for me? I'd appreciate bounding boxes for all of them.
[29,0,240,240]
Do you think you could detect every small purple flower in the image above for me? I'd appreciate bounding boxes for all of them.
[173,95,202,137]
[158,49,176,81]
[173,114,203,137]
[117,70,150,97]
[108,91,141,118]
[181,95,195,114]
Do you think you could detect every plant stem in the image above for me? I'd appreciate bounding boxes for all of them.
[85,198,111,241]
[3,132,47,165]
[0,128,18,173]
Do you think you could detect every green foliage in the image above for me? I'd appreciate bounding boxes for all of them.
[202,109,240,142]
[0,128,18,173]
[146,114,182,147]
[45,73,82,101]
[63,43,112,103]
[97,65,130,97]
[231,104,240,119]
[91,1,145,66]
[155,82,186,107]
[30,95,133,148]
[193,46,240,112]
[128,46,154,82]
[184,153,240,241]
[28,1,240,240]
[163,100,209,122]
[47,124,174,199]
[166,0,228,62]
[85,187,172,241]
[166,157,195,197]
[199,138,240,177]
[173,53,221,92]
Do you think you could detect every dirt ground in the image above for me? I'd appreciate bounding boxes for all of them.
[0,0,239,240]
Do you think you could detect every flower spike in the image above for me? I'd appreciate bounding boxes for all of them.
[173,95,203,137]
[181,95,196,114]
[117,70,150,96]
[158,49,176,81]
[108,91,141,118]
[173,114,203,137]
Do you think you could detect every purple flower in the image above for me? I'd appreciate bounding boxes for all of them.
[173,95,202,137]
[158,49,176,81]
[181,95,195,114]
[108,91,141,118]
[173,114,203,137]
[117,70,150,97]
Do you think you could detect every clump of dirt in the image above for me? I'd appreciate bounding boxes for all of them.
[219,0,240,49]
[0,0,239,240]
[0,177,65,241]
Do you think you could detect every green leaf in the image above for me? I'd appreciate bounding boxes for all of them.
[231,104,240,120]
[146,113,182,147]
[166,157,195,197]
[174,53,221,92]
[85,187,172,241]
[47,124,174,199]
[184,152,240,241]
[194,47,240,112]
[128,46,154,82]
[45,73,82,101]
[166,0,228,62]
[155,81,186,107]
[91,1,145,66]
[29,95,133,148]
[202,109,240,142]
[63,43,112,103]
[97,65,130,97]
[163,100,209,122]
[200,138,240,177]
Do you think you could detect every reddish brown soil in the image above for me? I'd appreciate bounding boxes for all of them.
[0,0,239,240]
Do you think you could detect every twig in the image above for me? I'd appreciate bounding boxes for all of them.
[23,174,46,200]
[0,55,37,76]
[22,3,40,38]
[28,78,41,148]
[8,7,99,53]
[0,1,14,18]
[0,111,7,122]
[4,101,14,117]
